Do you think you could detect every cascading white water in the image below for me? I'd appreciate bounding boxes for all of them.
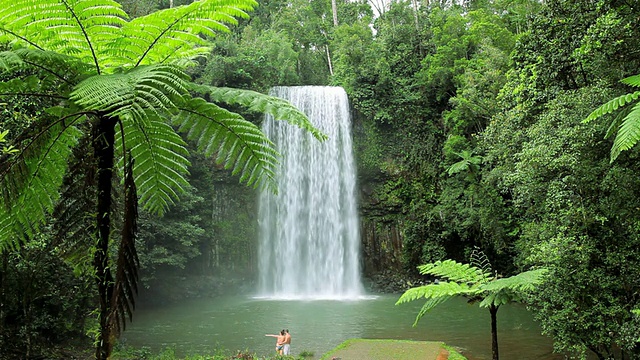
[257,86,364,300]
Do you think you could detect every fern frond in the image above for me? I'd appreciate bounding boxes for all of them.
[116,115,190,215]
[70,64,189,122]
[52,136,95,251]
[396,282,474,306]
[610,102,640,162]
[191,84,327,142]
[480,268,548,293]
[110,153,139,336]
[446,160,469,176]
[583,91,640,123]
[0,0,128,71]
[621,74,640,88]
[0,121,82,251]
[0,50,24,72]
[418,260,490,285]
[109,0,257,67]
[470,248,493,281]
[412,296,451,327]
[175,97,279,192]
[479,291,512,308]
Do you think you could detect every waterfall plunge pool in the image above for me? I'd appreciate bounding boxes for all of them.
[121,294,563,360]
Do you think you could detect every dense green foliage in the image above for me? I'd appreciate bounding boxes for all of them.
[1,0,640,359]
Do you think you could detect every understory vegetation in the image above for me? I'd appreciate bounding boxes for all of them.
[1,0,640,359]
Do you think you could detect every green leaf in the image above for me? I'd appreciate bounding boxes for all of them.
[0,121,83,251]
[583,91,640,124]
[175,97,279,192]
[70,64,189,121]
[610,102,640,162]
[396,282,473,305]
[480,268,548,293]
[418,260,490,285]
[116,115,190,215]
[110,0,257,67]
[0,0,128,70]
[190,84,327,142]
[620,74,640,88]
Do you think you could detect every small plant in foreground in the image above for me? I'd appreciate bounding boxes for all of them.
[298,350,314,358]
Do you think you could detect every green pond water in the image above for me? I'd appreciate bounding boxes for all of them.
[121,294,563,359]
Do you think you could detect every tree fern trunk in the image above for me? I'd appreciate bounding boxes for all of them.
[490,304,499,360]
[93,116,117,360]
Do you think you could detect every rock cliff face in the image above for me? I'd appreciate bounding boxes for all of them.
[358,177,414,293]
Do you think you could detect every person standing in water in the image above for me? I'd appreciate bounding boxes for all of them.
[283,329,291,355]
[265,329,286,354]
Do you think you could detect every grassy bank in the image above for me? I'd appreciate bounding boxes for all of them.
[110,339,467,360]
[321,339,467,360]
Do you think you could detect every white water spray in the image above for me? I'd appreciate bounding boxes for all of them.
[257,86,364,300]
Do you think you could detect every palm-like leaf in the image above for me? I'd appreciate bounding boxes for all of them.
[71,64,189,121]
[396,282,474,327]
[0,0,128,71]
[418,259,491,284]
[413,296,451,327]
[117,115,190,215]
[175,97,279,192]
[480,268,548,293]
[610,102,640,161]
[583,73,640,162]
[109,0,257,67]
[0,121,82,251]
[396,282,473,305]
[191,84,328,141]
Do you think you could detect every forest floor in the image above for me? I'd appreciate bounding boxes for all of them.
[319,339,466,360]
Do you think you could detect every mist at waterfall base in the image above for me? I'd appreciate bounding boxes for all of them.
[256,86,365,300]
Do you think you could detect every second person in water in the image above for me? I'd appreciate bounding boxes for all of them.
[265,329,291,355]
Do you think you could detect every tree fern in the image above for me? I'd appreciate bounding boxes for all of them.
[398,256,547,360]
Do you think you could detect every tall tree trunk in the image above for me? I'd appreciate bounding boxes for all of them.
[331,0,338,26]
[93,116,117,360]
[490,304,499,360]
[325,45,334,76]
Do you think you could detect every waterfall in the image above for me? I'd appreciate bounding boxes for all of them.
[257,86,364,300]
